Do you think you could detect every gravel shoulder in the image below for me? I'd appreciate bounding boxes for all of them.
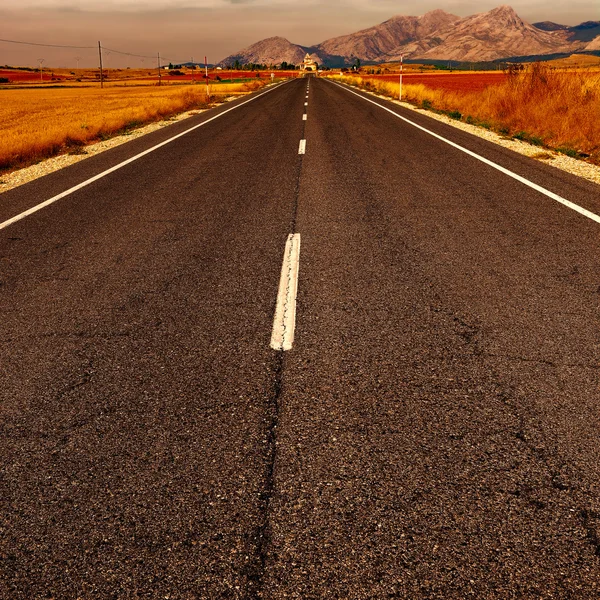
[2,83,599,194]
[345,84,600,187]
[0,98,236,194]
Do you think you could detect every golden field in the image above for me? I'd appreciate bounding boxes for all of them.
[0,80,266,172]
[337,65,600,164]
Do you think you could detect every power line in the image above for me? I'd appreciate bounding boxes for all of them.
[1,37,206,71]
[1,38,196,66]
[100,45,156,60]
[0,38,94,49]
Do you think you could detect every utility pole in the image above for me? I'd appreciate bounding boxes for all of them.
[98,42,104,88]
[37,58,45,83]
[191,56,194,82]
[158,52,162,86]
[75,56,81,70]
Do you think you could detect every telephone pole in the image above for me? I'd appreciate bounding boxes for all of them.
[37,58,45,83]
[158,52,162,86]
[98,42,104,88]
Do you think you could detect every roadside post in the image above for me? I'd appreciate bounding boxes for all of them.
[271,72,275,83]
[399,54,403,102]
[205,56,209,99]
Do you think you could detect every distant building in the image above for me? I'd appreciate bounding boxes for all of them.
[300,53,318,75]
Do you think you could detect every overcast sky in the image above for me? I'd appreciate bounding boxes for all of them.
[1,0,598,68]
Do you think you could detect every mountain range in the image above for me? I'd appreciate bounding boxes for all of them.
[220,5,600,66]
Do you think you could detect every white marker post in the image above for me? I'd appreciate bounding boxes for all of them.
[399,54,403,102]
[205,55,209,99]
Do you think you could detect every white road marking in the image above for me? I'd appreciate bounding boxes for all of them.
[299,139,306,154]
[331,81,600,226]
[271,233,301,351]
[0,81,291,232]
[304,102,308,106]
[303,114,307,121]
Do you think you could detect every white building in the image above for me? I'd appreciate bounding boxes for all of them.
[300,53,318,75]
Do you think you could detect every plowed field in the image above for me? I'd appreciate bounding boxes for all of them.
[360,72,507,92]
[0,69,63,82]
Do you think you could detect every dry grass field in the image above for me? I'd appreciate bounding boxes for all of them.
[0,80,266,172]
[337,65,600,164]
[0,67,298,86]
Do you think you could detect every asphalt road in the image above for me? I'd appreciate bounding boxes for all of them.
[1,77,600,598]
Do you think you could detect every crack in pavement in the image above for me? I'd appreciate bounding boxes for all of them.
[248,81,308,598]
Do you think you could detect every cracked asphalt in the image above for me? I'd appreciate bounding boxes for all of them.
[1,77,600,598]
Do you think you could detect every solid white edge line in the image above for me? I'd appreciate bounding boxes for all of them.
[270,233,301,351]
[299,139,306,154]
[330,80,600,226]
[0,81,292,232]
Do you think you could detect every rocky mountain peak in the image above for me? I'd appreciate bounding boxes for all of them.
[219,5,593,66]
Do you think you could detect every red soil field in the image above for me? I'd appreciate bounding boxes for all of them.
[0,69,63,82]
[214,70,300,79]
[360,72,507,92]
[136,70,301,82]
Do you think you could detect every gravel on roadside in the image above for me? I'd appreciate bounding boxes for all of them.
[2,86,599,193]
[0,97,238,195]
[369,91,600,186]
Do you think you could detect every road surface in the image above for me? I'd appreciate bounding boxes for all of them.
[1,77,600,598]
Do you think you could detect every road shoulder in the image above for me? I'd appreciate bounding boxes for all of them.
[331,78,600,187]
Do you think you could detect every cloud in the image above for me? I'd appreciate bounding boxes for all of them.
[2,0,324,9]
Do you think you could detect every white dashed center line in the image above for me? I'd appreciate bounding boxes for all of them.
[303,114,307,120]
[271,233,301,351]
[298,139,306,154]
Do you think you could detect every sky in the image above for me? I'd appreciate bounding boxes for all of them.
[1,0,598,68]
